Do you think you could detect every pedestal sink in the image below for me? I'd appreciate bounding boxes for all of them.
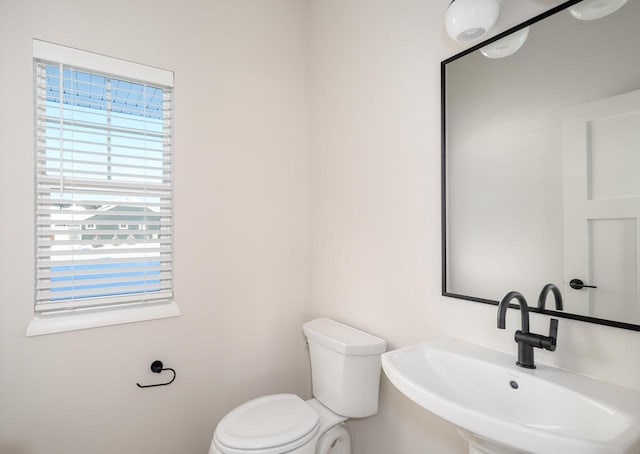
[381,338,640,454]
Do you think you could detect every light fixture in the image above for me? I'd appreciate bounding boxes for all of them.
[480,26,530,59]
[445,0,500,42]
[568,0,627,21]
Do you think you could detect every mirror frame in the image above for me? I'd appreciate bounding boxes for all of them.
[440,0,640,332]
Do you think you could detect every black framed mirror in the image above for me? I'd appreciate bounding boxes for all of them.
[442,0,640,331]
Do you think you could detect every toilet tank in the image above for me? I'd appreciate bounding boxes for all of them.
[303,318,386,418]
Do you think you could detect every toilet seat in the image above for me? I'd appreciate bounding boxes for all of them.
[214,394,320,454]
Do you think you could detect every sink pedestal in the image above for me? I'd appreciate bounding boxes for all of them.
[458,429,528,454]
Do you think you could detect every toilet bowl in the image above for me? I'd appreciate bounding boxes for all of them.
[209,396,347,454]
[209,318,386,454]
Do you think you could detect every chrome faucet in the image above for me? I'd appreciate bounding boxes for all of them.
[497,286,561,369]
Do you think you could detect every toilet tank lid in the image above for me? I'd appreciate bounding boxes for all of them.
[303,318,386,356]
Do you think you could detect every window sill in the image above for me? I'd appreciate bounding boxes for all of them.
[26,301,181,336]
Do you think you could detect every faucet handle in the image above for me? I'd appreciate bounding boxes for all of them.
[540,318,559,352]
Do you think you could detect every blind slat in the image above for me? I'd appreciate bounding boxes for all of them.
[36,100,173,123]
[37,283,172,301]
[39,115,166,140]
[38,167,167,181]
[37,176,171,193]
[37,256,172,268]
[40,146,171,163]
[37,230,171,238]
[38,157,166,173]
[36,207,166,217]
[36,220,171,228]
[36,262,171,280]
[36,246,170,258]
[39,135,168,154]
[35,291,174,313]
[38,198,170,208]
[37,238,172,247]
[38,271,172,290]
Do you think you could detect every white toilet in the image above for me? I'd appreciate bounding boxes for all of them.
[209,318,386,454]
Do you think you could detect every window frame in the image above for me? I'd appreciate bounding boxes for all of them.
[28,40,180,336]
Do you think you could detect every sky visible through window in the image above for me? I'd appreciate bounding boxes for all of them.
[42,64,167,302]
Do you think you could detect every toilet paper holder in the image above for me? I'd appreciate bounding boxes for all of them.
[136,360,176,388]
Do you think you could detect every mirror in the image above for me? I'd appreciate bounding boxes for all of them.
[443,0,640,330]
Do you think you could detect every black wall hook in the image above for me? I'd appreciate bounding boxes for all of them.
[136,360,176,388]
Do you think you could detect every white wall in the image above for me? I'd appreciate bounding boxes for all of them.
[309,1,640,453]
[0,1,311,453]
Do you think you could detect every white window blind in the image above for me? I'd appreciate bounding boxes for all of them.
[34,53,174,315]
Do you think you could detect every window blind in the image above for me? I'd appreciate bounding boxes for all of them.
[34,60,174,314]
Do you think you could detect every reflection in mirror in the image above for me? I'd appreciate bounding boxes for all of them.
[443,0,640,329]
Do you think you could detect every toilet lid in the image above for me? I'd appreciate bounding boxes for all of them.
[215,394,320,451]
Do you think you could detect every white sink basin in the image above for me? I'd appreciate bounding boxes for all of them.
[381,338,640,454]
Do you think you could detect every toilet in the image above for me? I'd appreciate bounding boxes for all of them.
[209,318,386,454]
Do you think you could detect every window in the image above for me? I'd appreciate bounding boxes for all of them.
[30,40,179,335]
